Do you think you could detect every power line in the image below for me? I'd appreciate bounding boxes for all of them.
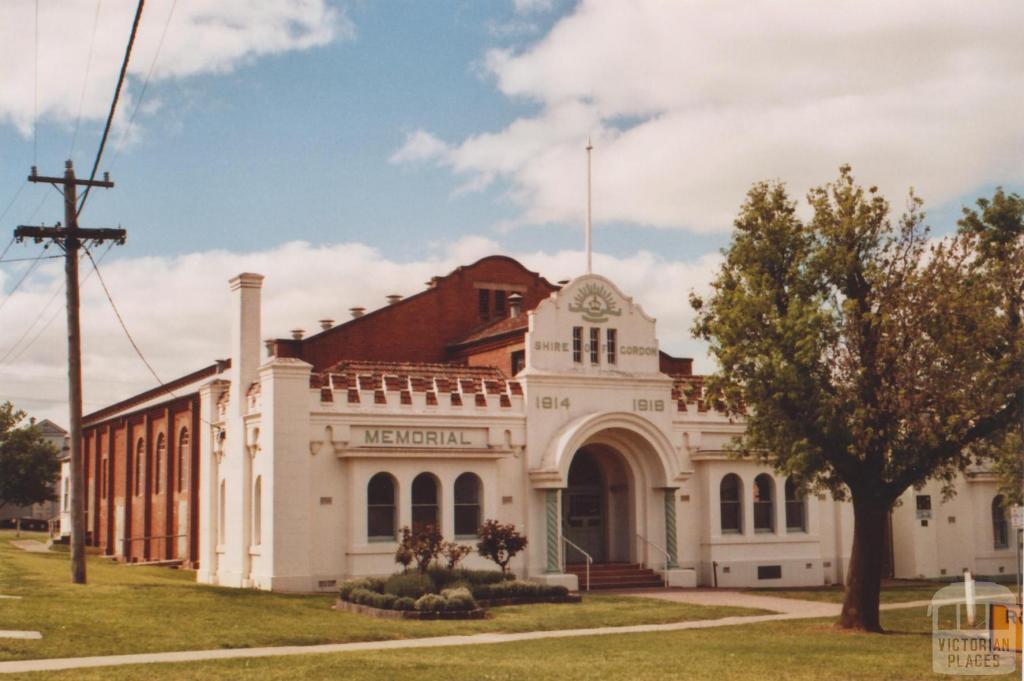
[69,0,104,159]
[0,246,108,369]
[109,0,178,169]
[0,238,14,264]
[77,0,145,217]
[82,243,173,398]
[33,0,39,166]
[0,244,52,314]
[0,182,27,226]
[0,255,63,264]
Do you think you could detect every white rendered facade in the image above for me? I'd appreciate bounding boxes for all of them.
[194,270,1020,592]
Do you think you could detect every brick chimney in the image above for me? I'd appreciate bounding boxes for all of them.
[228,273,264,417]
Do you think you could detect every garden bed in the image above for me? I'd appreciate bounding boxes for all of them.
[334,598,486,620]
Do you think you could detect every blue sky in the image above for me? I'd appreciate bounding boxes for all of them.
[1,0,1022,422]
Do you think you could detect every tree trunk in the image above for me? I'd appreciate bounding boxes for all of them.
[15,516,20,538]
[838,492,888,632]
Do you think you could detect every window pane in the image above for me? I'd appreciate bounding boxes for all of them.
[721,501,741,532]
[368,474,394,505]
[412,474,437,505]
[454,473,479,504]
[606,328,617,364]
[454,505,479,536]
[412,505,438,531]
[572,327,582,363]
[368,507,395,539]
[478,289,490,320]
[589,327,600,363]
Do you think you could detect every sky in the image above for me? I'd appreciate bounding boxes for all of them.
[0,0,1022,425]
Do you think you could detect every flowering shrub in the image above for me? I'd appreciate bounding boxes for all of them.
[475,519,527,573]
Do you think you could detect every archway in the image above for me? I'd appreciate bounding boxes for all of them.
[563,446,635,564]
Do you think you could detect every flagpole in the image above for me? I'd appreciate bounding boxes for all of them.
[586,137,593,274]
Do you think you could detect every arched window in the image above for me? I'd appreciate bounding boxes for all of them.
[154,434,166,495]
[367,473,396,540]
[454,473,482,537]
[993,495,1009,550]
[177,428,190,493]
[252,476,262,547]
[218,480,226,545]
[785,477,806,532]
[411,473,439,531]
[720,474,742,533]
[134,438,145,496]
[753,474,775,533]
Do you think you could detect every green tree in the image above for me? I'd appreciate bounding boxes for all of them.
[691,168,1024,632]
[0,402,61,536]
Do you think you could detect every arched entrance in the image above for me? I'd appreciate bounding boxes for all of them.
[563,446,634,564]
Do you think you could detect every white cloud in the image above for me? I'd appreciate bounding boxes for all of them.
[395,0,1024,232]
[0,240,717,424]
[390,129,450,164]
[512,0,554,14]
[0,0,350,136]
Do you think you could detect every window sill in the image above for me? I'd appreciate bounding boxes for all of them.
[368,537,397,544]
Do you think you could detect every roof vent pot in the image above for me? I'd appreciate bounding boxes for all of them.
[557,279,569,286]
[508,292,523,318]
[264,339,275,357]
[386,294,403,305]
[318,319,334,331]
[350,307,366,318]
[290,329,305,340]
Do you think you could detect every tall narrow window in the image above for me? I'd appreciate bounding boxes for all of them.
[753,474,775,533]
[589,327,600,364]
[454,473,482,537]
[411,473,439,531]
[494,290,506,317]
[154,434,166,495]
[218,480,226,545]
[177,428,190,493]
[606,328,617,364]
[252,476,262,546]
[63,478,69,511]
[134,438,145,496]
[784,477,806,532]
[478,289,490,320]
[367,473,396,540]
[993,495,1009,549]
[720,474,742,533]
[572,326,583,364]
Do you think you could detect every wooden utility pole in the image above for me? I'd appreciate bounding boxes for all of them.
[14,160,125,584]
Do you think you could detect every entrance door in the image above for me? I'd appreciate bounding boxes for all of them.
[563,451,607,563]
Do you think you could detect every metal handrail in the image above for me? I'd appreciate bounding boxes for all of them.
[561,535,593,591]
[636,532,671,588]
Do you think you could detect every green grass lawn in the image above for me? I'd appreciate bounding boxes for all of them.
[18,606,1006,681]
[0,531,763,662]
[751,580,969,605]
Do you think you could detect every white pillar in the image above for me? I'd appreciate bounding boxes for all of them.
[259,357,314,592]
[196,379,227,584]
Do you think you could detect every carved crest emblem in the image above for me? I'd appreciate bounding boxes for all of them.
[568,283,622,323]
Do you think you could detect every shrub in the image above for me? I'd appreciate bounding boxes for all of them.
[372,593,398,610]
[456,568,511,585]
[349,588,377,605]
[444,591,477,612]
[476,520,527,573]
[442,541,473,570]
[384,572,433,599]
[414,593,446,612]
[397,525,445,573]
[393,596,416,611]
[470,580,567,600]
[339,577,385,601]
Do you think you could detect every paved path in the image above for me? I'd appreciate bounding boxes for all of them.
[0,632,41,641]
[0,592,931,676]
[10,541,49,554]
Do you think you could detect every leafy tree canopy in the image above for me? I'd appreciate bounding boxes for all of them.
[691,167,1023,630]
[0,402,62,511]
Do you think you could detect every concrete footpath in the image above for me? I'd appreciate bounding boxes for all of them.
[0,591,930,675]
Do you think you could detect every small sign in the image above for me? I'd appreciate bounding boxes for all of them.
[1011,506,1023,529]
